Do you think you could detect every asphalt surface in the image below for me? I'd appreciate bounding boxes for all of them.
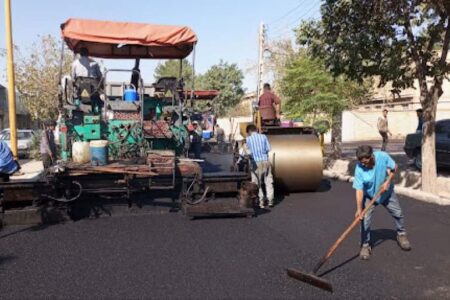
[0,180,449,299]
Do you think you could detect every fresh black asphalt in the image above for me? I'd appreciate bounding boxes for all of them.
[0,180,449,299]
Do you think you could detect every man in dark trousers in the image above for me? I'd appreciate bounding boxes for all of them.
[377,109,392,151]
[189,121,203,159]
[258,83,281,124]
[246,124,274,208]
[416,108,424,132]
[353,145,411,260]
[40,120,57,169]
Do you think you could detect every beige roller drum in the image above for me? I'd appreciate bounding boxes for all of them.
[268,134,323,192]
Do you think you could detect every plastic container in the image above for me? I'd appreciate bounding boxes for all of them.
[89,140,108,166]
[124,85,138,102]
[72,141,90,164]
[202,130,212,139]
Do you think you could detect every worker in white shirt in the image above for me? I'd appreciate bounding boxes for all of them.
[71,47,102,80]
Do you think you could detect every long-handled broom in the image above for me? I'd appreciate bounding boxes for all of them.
[287,188,384,293]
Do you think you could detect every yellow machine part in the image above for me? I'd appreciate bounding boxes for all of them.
[238,121,323,192]
[267,134,323,192]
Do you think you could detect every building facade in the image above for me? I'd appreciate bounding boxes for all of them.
[0,84,34,129]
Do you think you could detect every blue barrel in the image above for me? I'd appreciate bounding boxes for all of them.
[89,140,108,166]
[202,130,212,140]
[124,88,138,102]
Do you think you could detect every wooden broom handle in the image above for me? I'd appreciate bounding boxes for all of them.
[312,188,384,274]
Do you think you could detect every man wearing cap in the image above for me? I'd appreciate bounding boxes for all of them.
[41,120,57,169]
[189,121,203,159]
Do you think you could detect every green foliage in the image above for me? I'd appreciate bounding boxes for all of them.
[29,130,42,160]
[297,1,450,96]
[13,35,73,121]
[154,59,193,88]
[196,60,245,116]
[313,119,331,135]
[297,0,450,189]
[281,54,370,124]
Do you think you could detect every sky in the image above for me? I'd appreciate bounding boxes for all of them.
[0,0,321,92]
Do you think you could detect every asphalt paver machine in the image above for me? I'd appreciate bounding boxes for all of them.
[0,19,254,220]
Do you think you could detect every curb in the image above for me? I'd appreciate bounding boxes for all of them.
[323,170,450,206]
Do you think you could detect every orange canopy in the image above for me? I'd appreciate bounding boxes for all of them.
[61,18,198,59]
[185,90,220,100]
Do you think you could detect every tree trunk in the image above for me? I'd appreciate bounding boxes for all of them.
[421,91,439,194]
[331,111,342,159]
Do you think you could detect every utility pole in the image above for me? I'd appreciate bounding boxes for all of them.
[4,0,18,159]
[256,22,266,102]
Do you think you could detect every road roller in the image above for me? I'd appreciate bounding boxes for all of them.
[238,122,324,193]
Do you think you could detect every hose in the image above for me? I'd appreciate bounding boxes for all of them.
[184,173,209,205]
[42,180,83,203]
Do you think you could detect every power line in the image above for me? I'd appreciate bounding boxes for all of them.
[269,0,319,33]
[269,1,321,39]
[268,0,309,26]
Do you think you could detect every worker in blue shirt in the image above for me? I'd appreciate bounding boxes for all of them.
[0,140,20,182]
[353,145,411,260]
[246,124,274,208]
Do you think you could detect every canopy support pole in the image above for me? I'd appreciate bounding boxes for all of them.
[190,44,196,106]
[57,38,65,108]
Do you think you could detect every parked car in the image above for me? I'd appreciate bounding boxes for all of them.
[404,119,450,169]
[0,129,35,158]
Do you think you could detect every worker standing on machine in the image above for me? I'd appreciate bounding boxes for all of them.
[189,121,203,159]
[71,47,103,109]
[246,124,274,208]
[259,83,281,124]
[40,120,57,170]
[71,47,102,79]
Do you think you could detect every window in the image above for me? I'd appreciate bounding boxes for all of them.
[17,132,32,139]
[436,121,450,134]
[0,131,33,140]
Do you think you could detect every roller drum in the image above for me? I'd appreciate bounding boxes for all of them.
[268,134,323,192]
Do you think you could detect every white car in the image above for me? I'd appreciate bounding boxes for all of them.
[0,129,35,158]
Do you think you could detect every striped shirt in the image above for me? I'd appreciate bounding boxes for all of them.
[246,132,271,162]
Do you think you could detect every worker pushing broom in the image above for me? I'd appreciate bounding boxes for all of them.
[287,145,411,292]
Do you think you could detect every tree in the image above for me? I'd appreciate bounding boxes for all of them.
[154,59,194,88]
[281,53,371,157]
[9,35,73,121]
[297,1,450,193]
[197,60,245,116]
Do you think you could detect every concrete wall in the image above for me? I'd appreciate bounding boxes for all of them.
[323,100,450,142]
[216,116,253,142]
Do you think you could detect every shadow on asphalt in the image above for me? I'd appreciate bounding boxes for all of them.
[0,223,49,240]
[316,179,332,193]
[68,191,181,221]
[318,228,397,277]
[0,255,17,267]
